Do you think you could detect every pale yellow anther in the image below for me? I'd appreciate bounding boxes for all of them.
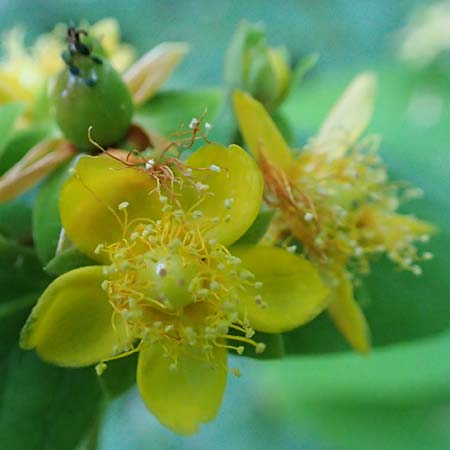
[95,362,107,376]
[224,198,234,209]
[232,367,241,377]
[255,343,266,354]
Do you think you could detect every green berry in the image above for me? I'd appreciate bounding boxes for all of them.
[51,27,133,151]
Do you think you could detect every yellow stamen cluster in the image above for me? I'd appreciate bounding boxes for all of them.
[97,207,266,372]
[262,137,433,276]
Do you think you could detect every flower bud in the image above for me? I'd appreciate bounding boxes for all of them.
[225,21,291,111]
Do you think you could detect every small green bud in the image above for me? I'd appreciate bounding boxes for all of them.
[51,26,133,150]
[225,21,291,111]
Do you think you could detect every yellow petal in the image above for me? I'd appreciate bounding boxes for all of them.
[124,42,189,106]
[311,72,377,159]
[20,266,129,367]
[233,90,294,171]
[358,206,436,252]
[326,271,371,354]
[60,155,161,263]
[137,343,227,435]
[184,143,263,246]
[0,72,33,104]
[231,245,329,333]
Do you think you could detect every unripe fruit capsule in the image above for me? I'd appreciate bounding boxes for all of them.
[51,27,133,151]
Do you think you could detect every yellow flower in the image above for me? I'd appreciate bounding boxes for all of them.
[233,72,435,354]
[0,19,135,109]
[20,144,328,434]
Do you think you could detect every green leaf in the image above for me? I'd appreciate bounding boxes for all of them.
[45,247,98,276]
[233,210,275,246]
[0,346,103,450]
[262,331,450,450]
[0,291,39,356]
[234,331,285,360]
[32,160,76,264]
[134,89,224,137]
[0,122,54,175]
[0,103,25,157]
[0,235,52,300]
[99,354,137,399]
[0,192,33,242]
[283,240,450,354]
[289,52,319,92]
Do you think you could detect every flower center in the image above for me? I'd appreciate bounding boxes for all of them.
[260,143,431,275]
[141,254,201,310]
[97,210,266,370]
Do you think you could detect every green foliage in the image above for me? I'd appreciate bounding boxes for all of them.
[234,210,275,246]
[0,346,103,450]
[263,331,450,450]
[134,89,224,138]
[0,123,55,175]
[0,103,25,158]
[99,354,138,398]
[45,247,98,276]
[0,193,33,242]
[33,160,77,264]
[0,235,104,450]
[0,235,51,298]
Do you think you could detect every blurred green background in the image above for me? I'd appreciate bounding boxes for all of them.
[0,1,449,449]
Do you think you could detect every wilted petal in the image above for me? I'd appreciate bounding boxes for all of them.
[124,42,189,106]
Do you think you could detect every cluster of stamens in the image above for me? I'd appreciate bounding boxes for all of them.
[261,136,433,277]
[96,203,266,374]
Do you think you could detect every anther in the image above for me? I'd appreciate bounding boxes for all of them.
[94,243,104,255]
[210,280,221,291]
[145,159,155,170]
[224,198,234,209]
[209,164,221,173]
[195,182,209,191]
[95,362,107,376]
[255,343,266,354]
[192,210,204,219]
[245,328,255,338]
[189,118,199,129]
[118,201,129,210]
